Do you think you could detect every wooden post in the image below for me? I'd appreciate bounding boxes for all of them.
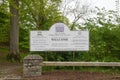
[45,52,48,61]
[72,52,75,70]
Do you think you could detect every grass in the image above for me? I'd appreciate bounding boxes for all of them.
[0,46,28,64]
[0,46,8,53]
[77,66,120,74]
[42,66,120,74]
[0,46,9,63]
[0,46,30,62]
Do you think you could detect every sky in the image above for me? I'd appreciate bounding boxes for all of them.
[91,0,117,10]
[0,0,118,11]
[63,0,119,23]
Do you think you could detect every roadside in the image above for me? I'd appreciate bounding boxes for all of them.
[0,46,120,80]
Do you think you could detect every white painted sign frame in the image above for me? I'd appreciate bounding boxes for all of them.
[30,23,89,51]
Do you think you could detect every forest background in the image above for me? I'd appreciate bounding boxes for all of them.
[0,0,120,70]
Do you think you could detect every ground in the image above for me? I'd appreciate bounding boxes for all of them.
[0,47,120,80]
[30,71,120,80]
[0,63,120,80]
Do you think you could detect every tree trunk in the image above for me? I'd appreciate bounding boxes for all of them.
[7,0,20,62]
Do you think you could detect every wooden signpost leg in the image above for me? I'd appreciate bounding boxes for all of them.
[73,51,75,70]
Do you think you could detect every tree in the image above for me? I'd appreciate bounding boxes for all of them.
[19,0,69,50]
[20,0,68,30]
[81,8,120,61]
[7,0,20,62]
[60,0,94,30]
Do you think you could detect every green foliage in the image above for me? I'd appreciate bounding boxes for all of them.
[0,1,9,44]
[81,8,120,62]
[19,0,69,50]
[1,0,120,65]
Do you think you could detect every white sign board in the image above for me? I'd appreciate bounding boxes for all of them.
[30,23,89,51]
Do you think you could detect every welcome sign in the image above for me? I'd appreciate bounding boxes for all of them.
[30,23,89,51]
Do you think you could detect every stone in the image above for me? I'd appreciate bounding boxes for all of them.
[23,54,43,77]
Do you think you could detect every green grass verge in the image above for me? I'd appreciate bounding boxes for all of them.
[42,66,120,74]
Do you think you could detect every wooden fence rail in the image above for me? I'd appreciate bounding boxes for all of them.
[43,62,120,67]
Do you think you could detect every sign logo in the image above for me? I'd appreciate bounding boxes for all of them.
[56,27,64,32]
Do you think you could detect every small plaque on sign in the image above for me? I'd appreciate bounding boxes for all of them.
[56,26,64,32]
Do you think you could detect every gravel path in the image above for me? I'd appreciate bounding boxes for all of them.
[0,64,120,80]
[0,64,22,80]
